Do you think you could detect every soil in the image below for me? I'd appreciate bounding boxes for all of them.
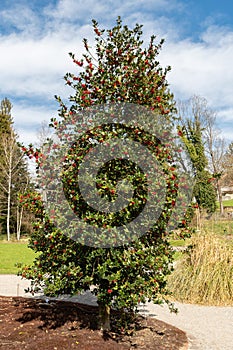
[0,296,188,350]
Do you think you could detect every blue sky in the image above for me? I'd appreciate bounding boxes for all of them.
[0,0,233,144]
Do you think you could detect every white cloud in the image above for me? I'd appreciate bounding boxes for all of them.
[218,108,233,122]
[0,25,91,99]
[0,1,183,101]
[0,5,40,35]
[47,0,182,22]
[200,25,233,46]
[49,0,109,20]
[159,26,233,117]
[11,102,56,146]
[0,0,232,145]
[221,128,233,142]
[13,103,55,128]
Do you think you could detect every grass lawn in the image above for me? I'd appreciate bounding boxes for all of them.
[216,199,233,208]
[223,199,233,206]
[0,241,37,274]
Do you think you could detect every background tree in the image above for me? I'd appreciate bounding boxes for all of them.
[20,18,188,331]
[0,98,13,234]
[0,99,32,239]
[222,142,233,185]
[0,98,13,135]
[36,120,52,148]
[202,105,225,215]
[177,96,217,214]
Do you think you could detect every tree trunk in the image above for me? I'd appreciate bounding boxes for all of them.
[16,205,24,240]
[6,168,12,241]
[216,180,224,216]
[98,303,110,331]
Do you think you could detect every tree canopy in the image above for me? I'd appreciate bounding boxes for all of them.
[20,18,192,330]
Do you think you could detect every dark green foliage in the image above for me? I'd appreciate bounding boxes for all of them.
[0,98,13,135]
[20,18,184,330]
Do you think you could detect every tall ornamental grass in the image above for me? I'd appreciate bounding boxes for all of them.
[168,231,233,305]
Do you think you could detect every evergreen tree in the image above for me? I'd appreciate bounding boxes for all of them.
[0,98,13,135]
[20,18,190,330]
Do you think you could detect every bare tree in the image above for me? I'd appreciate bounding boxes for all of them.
[222,142,233,185]
[36,120,52,148]
[0,130,26,240]
[16,174,30,240]
[202,109,225,215]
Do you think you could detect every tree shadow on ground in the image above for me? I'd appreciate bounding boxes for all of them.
[1,296,189,350]
[16,298,100,330]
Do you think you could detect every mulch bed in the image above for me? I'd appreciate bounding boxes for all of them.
[0,296,188,349]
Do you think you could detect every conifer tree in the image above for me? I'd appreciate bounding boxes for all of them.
[0,98,13,134]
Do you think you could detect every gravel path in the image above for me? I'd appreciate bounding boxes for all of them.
[141,301,233,350]
[0,275,232,350]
